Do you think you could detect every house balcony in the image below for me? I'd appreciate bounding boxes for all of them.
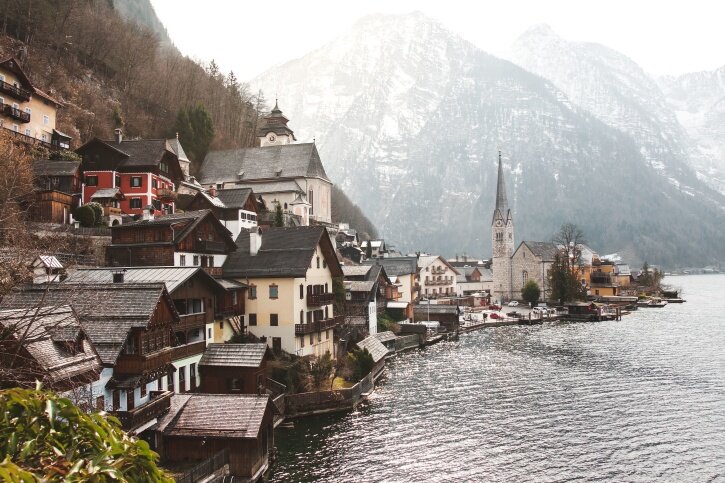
[307,292,335,307]
[156,188,177,201]
[0,80,31,102]
[1,127,57,150]
[215,305,244,319]
[2,104,30,123]
[176,313,208,332]
[386,289,402,300]
[195,239,227,254]
[114,347,174,375]
[295,316,342,335]
[111,390,172,432]
[171,340,206,361]
[590,274,618,285]
[103,206,123,217]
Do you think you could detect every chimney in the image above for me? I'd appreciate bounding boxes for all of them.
[249,227,262,256]
[114,128,123,144]
[209,185,217,198]
[142,205,155,221]
[112,269,126,284]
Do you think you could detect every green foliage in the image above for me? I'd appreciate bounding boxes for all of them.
[307,353,334,392]
[73,205,97,227]
[377,312,400,333]
[521,280,541,306]
[0,387,172,481]
[638,261,664,292]
[273,202,284,227]
[172,104,215,163]
[348,348,374,382]
[332,276,346,315]
[548,253,586,303]
[365,241,373,259]
[112,106,124,129]
[48,150,81,162]
[87,202,104,226]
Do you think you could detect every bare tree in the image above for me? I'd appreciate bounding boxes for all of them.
[553,223,587,271]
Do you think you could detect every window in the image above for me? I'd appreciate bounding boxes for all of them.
[178,367,186,393]
[130,198,142,209]
[24,107,31,115]
[12,124,18,132]
[180,255,186,266]
[300,284,304,299]
[152,198,161,210]
[193,255,199,266]
[209,256,214,267]
[85,175,98,186]
[95,395,104,411]
[310,334,314,345]
[523,271,529,284]
[323,259,327,268]
[115,174,121,187]
[249,285,257,299]
[308,190,314,215]
[300,310,304,324]
[190,363,197,390]
[326,329,330,340]
[140,383,147,398]
[249,313,257,326]
[316,257,320,269]
[152,179,158,189]
[269,284,278,299]
[270,314,278,326]
[207,327,212,339]
[160,162,168,173]
[43,115,49,125]
[229,378,242,392]
[130,176,142,187]
[189,299,203,314]
[126,390,134,410]
[201,256,208,268]
[112,391,120,411]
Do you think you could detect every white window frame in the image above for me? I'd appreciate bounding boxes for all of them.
[43,115,49,125]
[24,128,31,137]
[24,107,31,115]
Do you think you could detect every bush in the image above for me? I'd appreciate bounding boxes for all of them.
[522,280,541,306]
[348,348,374,381]
[87,202,104,225]
[0,387,172,481]
[73,204,96,227]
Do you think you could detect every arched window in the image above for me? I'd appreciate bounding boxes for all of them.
[316,257,320,268]
[523,271,529,284]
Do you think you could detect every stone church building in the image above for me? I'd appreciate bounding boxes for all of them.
[491,153,558,303]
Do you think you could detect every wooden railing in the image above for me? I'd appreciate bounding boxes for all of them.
[294,316,342,335]
[176,313,207,332]
[195,239,227,253]
[1,126,57,150]
[285,371,374,416]
[115,347,174,375]
[0,79,31,101]
[175,449,229,483]
[111,390,172,431]
[2,103,30,122]
[307,292,335,307]
[171,340,206,361]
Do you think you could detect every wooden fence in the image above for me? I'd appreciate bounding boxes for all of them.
[394,334,421,352]
[175,448,228,483]
[284,371,375,416]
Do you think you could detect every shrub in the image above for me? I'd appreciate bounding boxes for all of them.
[73,204,96,227]
[87,202,104,225]
[348,348,374,381]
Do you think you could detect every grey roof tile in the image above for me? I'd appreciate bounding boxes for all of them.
[32,159,80,176]
[199,343,267,368]
[162,394,270,438]
[356,335,389,363]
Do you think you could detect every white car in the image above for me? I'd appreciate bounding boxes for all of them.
[508,300,519,307]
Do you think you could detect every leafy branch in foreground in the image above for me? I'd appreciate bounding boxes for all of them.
[0,387,172,482]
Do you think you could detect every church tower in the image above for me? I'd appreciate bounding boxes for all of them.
[491,151,514,302]
[257,100,297,147]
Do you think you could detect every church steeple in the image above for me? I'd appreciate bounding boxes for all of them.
[257,99,296,147]
[493,150,511,223]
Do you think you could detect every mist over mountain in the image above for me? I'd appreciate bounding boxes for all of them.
[252,13,725,268]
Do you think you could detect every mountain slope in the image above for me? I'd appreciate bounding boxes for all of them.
[658,66,725,194]
[252,13,725,268]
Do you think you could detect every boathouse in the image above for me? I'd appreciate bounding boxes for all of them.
[198,343,270,394]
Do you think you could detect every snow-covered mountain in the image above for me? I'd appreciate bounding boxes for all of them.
[251,13,725,268]
[511,24,723,202]
[658,66,725,194]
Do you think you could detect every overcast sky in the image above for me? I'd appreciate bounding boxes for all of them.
[151,0,724,81]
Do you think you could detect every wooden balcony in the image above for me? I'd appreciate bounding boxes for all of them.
[386,288,402,300]
[114,346,174,375]
[307,292,335,307]
[171,340,206,361]
[0,80,31,101]
[215,305,244,319]
[2,103,30,122]
[295,316,342,335]
[156,188,177,201]
[176,313,208,332]
[1,127,57,150]
[112,390,172,432]
[103,206,123,216]
[195,239,227,253]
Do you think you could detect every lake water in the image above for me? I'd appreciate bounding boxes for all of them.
[273,275,725,482]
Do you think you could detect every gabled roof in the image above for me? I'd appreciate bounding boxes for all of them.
[90,187,124,200]
[356,335,389,363]
[227,180,303,195]
[64,266,232,293]
[160,394,271,439]
[0,283,177,365]
[33,255,63,269]
[167,137,189,162]
[342,265,372,278]
[363,257,418,277]
[111,210,236,251]
[199,343,268,368]
[348,280,376,293]
[374,331,396,343]
[516,241,560,262]
[76,138,182,179]
[417,255,461,275]
[0,58,62,106]
[32,159,80,177]
[214,188,254,209]
[0,305,101,385]
[198,143,329,185]
[223,226,342,278]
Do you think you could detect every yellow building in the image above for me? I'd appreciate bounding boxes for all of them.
[0,57,69,148]
[589,259,620,297]
[221,226,343,358]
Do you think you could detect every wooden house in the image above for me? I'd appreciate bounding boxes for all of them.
[355,335,389,379]
[76,131,184,216]
[185,187,260,240]
[198,343,270,394]
[65,266,246,392]
[341,263,392,336]
[30,159,82,224]
[157,394,275,480]
[0,305,101,396]
[105,209,237,275]
[0,283,180,435]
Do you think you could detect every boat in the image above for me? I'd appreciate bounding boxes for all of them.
[638,298,668,308]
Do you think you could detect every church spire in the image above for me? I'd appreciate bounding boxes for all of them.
[494,150,510,221]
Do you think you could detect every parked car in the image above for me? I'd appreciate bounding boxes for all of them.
[490,312,502,319]
[507,311,521,318]
[489,304,502,311]
[508,300,519,307]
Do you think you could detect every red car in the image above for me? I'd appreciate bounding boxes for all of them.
[490,312,502,319]
[488,304,502,311]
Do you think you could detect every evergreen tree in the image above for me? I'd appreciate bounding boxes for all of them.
[521,280,541,306]
[274,202,284,227]
[172,104,215,164]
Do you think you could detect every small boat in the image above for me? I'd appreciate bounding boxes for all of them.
[639,298,668,308]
